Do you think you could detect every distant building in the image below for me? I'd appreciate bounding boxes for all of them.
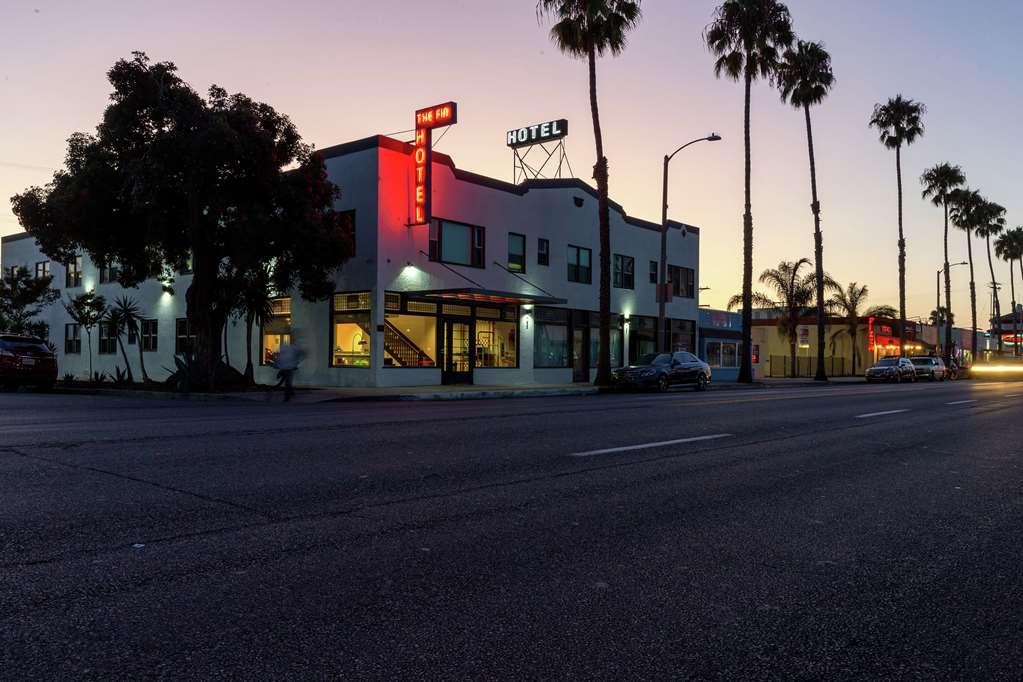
[698,309,742,382]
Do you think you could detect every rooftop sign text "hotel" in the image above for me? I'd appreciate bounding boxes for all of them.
[506,119,568,148]
[411,101,457,226]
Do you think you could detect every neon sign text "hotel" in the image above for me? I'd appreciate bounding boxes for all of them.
[411,102,457,226]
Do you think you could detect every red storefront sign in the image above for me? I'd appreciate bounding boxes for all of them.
[411,101,457,226]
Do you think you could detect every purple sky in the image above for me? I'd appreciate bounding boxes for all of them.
[2,0,1021,321]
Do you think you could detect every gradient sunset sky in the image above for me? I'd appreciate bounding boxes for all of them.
[2,0,1021,320]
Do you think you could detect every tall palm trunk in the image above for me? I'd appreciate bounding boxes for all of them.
[984,235,1003,353]
[966,229,978,359]
[1017,256,1022,356]
[85,330,94,379]
[804,104,826,381]
[789,335,797,378]
[850,324,858,375]
[587,46,611,386]
[244,311,255,384]
[116,334,134,383]
[942,200,953,366]
[738,69,754,384]
[895,144,907,355]
[1009,259,1017,357]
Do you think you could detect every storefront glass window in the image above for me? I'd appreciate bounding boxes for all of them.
[629,316,657,362]
[706,340,740,368]
[476,318,517,367]
[262,297,292,365]
[384,313,437,367]
[332,291,372,368]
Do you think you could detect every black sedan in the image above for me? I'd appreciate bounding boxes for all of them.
[864,357,917,383]
[612,351,711,392]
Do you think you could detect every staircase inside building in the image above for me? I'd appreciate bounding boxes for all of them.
[383,321,434,367]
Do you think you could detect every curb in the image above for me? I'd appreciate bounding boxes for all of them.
[53,387,251,403]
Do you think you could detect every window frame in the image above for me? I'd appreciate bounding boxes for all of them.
[507,232,526,274]
[175,318,197,355]
[34,261,51,279]
[140,319,158,352]
[668,265,696,299]
[97,322,118,355]
[331,291,373,369]
[649,260,658,285]
[567,245,592,284]
[260,297,293,366]
[64,323,81,354]
[65,256,82,288]
[537,238,550,267]
[429,219,486,269]
[613,254,635,290]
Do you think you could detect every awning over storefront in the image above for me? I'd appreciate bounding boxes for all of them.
[410,288,567,306]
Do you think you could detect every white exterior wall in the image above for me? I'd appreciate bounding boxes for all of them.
[1,135,700,388]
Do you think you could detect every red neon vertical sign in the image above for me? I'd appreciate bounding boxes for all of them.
[867,316,876,351]
[411,102,457,226]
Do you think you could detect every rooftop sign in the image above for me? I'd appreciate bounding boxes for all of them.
[506,119,568,148]
[411,101,458,226]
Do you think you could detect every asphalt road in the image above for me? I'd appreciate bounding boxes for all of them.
[2,380,1022,679]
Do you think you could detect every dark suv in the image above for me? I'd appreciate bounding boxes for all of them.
[0,334,58,390]
[612,351,712,392]
[909,356,947,381]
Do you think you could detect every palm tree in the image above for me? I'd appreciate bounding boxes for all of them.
[928,306,954,328]
[727,258,823,378]
[869,95,926,356]
[826,282,896,376]
[537,0,641,386]
[776,39,835,381]
[994,227,1023,356]
[63,291,107,380]
[950,188,982,357]
[104,304,135,383]
[975,199,1007,353]
[706,0,794,383]
[110,295,150,383]
[920,163,966,366]
[237,271,276,385]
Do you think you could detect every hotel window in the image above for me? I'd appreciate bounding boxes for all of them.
[261,297,292,366]
[706,341,740,368]
[139,319,158,352]
[35,261,51,279]
[538,238,550,266]
[534,307,570,368]
[98,322,118,355]
[507,233,526,273]
[332,292,372,367]
[98,260,121,284]
[430,220,485,268]
[65,256,82,288]
[567,245,592,284]
[175,318,197,355]
[668,265,696,298]
[64,323,81,354]
[669,319,696,353]
[476,307,518,368]
[649,260,658,284]
[613,254,634,289]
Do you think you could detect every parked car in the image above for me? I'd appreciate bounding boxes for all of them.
[909,356,948,381]
[865,357,916,383]
[612,351,711,392]
[0,334,58,391]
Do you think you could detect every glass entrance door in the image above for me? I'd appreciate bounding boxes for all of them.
[572,325,588,383]
[441,318,473,385]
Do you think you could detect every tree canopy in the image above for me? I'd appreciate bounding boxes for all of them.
[0,267,60,337]
[11,52,354,377]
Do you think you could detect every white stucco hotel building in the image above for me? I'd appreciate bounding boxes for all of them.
[1,132,700,387]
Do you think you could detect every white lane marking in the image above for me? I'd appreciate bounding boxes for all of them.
[1006,394,1020,398]
[946,399,978,405]
[854,409,910,419]
[569,434,733,458]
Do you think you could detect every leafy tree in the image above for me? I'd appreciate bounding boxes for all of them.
[63,291,106,379]
[235,265,277,384]
[705,0,794,383]
[920,162,966,366]
[537,0,642,386]
[826,282,896,375]
[869,95,926,356]
[11,52,354,388]
[0,266,59,337]
[949,188,983,355]
[776,39,835,381]
[727,258,829,378]
[928,306,954,328]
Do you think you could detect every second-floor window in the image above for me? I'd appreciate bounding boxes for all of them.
[99,261,121,284]
[649,261,658,284]
[65,256,82,288]
[175,318,197,355]
[538,238,550,266]
[567,245,592,284]
[668,265,696,298]
[430,220,485,268]
[508,233,526,273]
[35,261,51,279]
[613,254,634,289]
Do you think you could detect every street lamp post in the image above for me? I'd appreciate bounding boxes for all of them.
[659,133,721,352]
[936,261,968,358]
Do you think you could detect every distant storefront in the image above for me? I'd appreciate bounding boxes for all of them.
[699,309,743,382]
